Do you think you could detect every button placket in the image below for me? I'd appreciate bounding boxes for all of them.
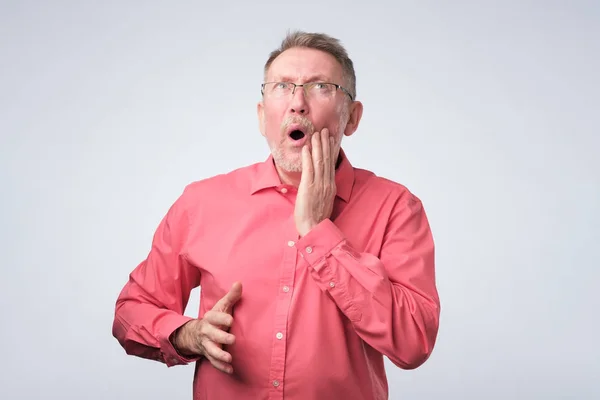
[268,218,298,396]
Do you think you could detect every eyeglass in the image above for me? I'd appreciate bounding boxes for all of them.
[261,81,354,101]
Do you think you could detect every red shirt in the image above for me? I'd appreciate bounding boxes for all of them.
[112,151,440,400]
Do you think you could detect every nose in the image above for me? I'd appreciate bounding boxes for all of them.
[289,86,309,115]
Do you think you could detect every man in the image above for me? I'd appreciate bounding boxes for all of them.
[112,31,441,400]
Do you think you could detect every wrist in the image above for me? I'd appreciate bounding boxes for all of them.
[170,320,196,357]
[298,221,317,237]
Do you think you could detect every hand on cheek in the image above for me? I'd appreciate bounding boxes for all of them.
[294,129,337,237]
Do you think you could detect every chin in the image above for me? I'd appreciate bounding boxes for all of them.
[273,153,302,173]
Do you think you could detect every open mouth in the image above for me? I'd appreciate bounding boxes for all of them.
[289,129,306,141]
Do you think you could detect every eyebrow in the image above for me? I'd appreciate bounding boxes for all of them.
[273,74,332,83]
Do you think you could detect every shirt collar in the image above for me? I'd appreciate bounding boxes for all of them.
[250,148,355,203]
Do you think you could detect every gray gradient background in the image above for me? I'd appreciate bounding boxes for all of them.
[1,1,599,399]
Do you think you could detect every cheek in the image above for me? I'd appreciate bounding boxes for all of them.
[263,106,286,136]
[264,100,286,117]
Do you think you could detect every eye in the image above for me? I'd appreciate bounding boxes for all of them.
[312,83,333,92]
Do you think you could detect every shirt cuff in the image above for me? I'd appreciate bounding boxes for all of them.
[296,219,363,322]
[158,313,200,367]
[296,218,346,268]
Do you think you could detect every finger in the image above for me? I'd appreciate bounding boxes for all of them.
[212,281,243,313]
[330,136,336,182]
[203,310,233,330]
[322,129,331,183]
[311,131,323,182]
[203,339,233,364]
[204,350,234,374]
[204,323,236,346]
[299,144,313,188]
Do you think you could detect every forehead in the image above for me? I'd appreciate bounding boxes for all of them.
[267,47,344,83]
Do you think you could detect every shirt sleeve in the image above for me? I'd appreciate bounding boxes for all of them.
[112,188,202,367]
[295,193,440,369]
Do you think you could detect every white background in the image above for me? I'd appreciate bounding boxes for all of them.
[1,1,598,399]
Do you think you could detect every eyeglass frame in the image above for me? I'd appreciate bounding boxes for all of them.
[260,81,354,101]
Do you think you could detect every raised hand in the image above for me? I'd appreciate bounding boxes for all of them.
[171,281,242,374]
[294,128,337,237]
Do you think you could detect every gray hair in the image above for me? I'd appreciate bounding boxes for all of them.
[264,30,357,100]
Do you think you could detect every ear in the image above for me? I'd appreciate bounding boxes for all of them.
[343,101,363,137]
[257,101,266,137]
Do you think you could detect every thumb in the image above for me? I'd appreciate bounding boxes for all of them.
[213,281,243,313]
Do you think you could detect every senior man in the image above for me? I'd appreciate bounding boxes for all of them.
[113,30,441,400]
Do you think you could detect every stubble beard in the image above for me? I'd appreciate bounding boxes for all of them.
[267,107,349,173]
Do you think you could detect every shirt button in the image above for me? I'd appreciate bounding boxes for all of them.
[273,380,280,387]
[287,240,295,247]
[305,246,313,253]
[276,332,283,339]
[280,188,288,194]
[329,282,335,288]
[282,286,290,293]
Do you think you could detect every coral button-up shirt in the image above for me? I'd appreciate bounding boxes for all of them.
[112,150,440,400]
